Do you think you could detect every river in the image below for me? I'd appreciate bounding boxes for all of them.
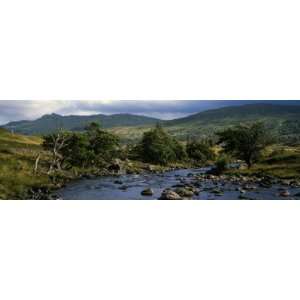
[57,168,300,200]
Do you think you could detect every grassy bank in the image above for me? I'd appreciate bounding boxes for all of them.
[226,145,300,179]
[0,128,52,199]
[1,128,300,199]
[0,129,191,199]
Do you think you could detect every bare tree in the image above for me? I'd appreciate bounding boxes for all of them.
[43,129,71,174]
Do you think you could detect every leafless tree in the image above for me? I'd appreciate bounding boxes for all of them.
[46,129,70,174]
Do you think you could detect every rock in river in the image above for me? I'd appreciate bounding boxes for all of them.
[280,190,290,197]
[114,180,123,185]
[159,189,182,200]
[174,187,194,198]
[141,188,154,196]
[119,185,128,191]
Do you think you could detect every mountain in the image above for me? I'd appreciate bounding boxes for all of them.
[110,103,300,142]
[162,103,300,137]
[2,113,160,135]
[2,103,300,142]
[166,103,300,126]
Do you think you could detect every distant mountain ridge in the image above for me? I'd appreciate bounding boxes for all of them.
[111,103,300,142]
[165,103,300,126]
[3,113,160,135]
[2,104,300,141]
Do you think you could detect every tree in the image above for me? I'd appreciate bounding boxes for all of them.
[85,121,101,135]
[42,129,71,173]
[138,124,186,165]
[85,121,120,162]
[59,132,93,168]
[186,138,215,163]
[217,122,274,168]
[42,122,121,171]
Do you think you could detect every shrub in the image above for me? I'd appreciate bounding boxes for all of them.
[186,139,215,163]
[215,155,229,174]
[137,124,186,165]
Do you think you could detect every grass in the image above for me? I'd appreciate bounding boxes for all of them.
[227,145,300,179]
[1,127,300,198]
[0,128,52,199]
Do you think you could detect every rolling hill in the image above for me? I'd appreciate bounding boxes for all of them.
[2,113,159,135]
[110,103,300,142]
[2,103,300,142]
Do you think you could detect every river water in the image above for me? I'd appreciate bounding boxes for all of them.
[57,168,300,200]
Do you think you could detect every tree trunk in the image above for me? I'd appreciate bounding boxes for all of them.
[33,154,41,174]
[246,159,252,169]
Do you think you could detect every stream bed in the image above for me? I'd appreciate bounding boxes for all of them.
[57,168,300,200]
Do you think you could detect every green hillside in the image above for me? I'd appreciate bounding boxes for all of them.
[3,113,159,135]
[0,128,50,199]
[2,103,300,143]
[111,104,300,142]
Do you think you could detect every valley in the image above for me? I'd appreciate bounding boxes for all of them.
[1,103,300,200]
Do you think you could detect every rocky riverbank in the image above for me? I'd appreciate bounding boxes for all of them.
[26,159,192,200]
[158,172,300,200]
[57,166,300,200]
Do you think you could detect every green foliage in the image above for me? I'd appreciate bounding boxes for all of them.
[137,124,187,165]
[186,139,215,163]
[89,130,120,160]
[215,155,229,174]
[60,133,94,168]
[42,123,120,170]
[217,122,274,168]
[85,121,101,132]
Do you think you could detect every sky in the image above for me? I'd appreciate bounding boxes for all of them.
[0,100,300,125]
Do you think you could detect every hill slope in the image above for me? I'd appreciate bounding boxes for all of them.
[2,113,159,135]
[110,104,300,142]
[2,103,300,142]
[0,128,50,199]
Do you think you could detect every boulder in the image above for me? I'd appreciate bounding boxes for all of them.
[159,189,182,200]
[281,179,292,186]
[259,182,272,188]
[114,180,123,185]
[146,164,156,172]
[237,188,246,194]
[280,190,290,197]
[119,185,128,190]
[141,188,154,196]
[108,159,123,174]
[175,187,194,198]
[212,188,224,196]
[243,184,257,191]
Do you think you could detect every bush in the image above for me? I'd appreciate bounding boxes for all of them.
[137,124,186,165]
[215,155,229,174]
[186,139,215,163]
